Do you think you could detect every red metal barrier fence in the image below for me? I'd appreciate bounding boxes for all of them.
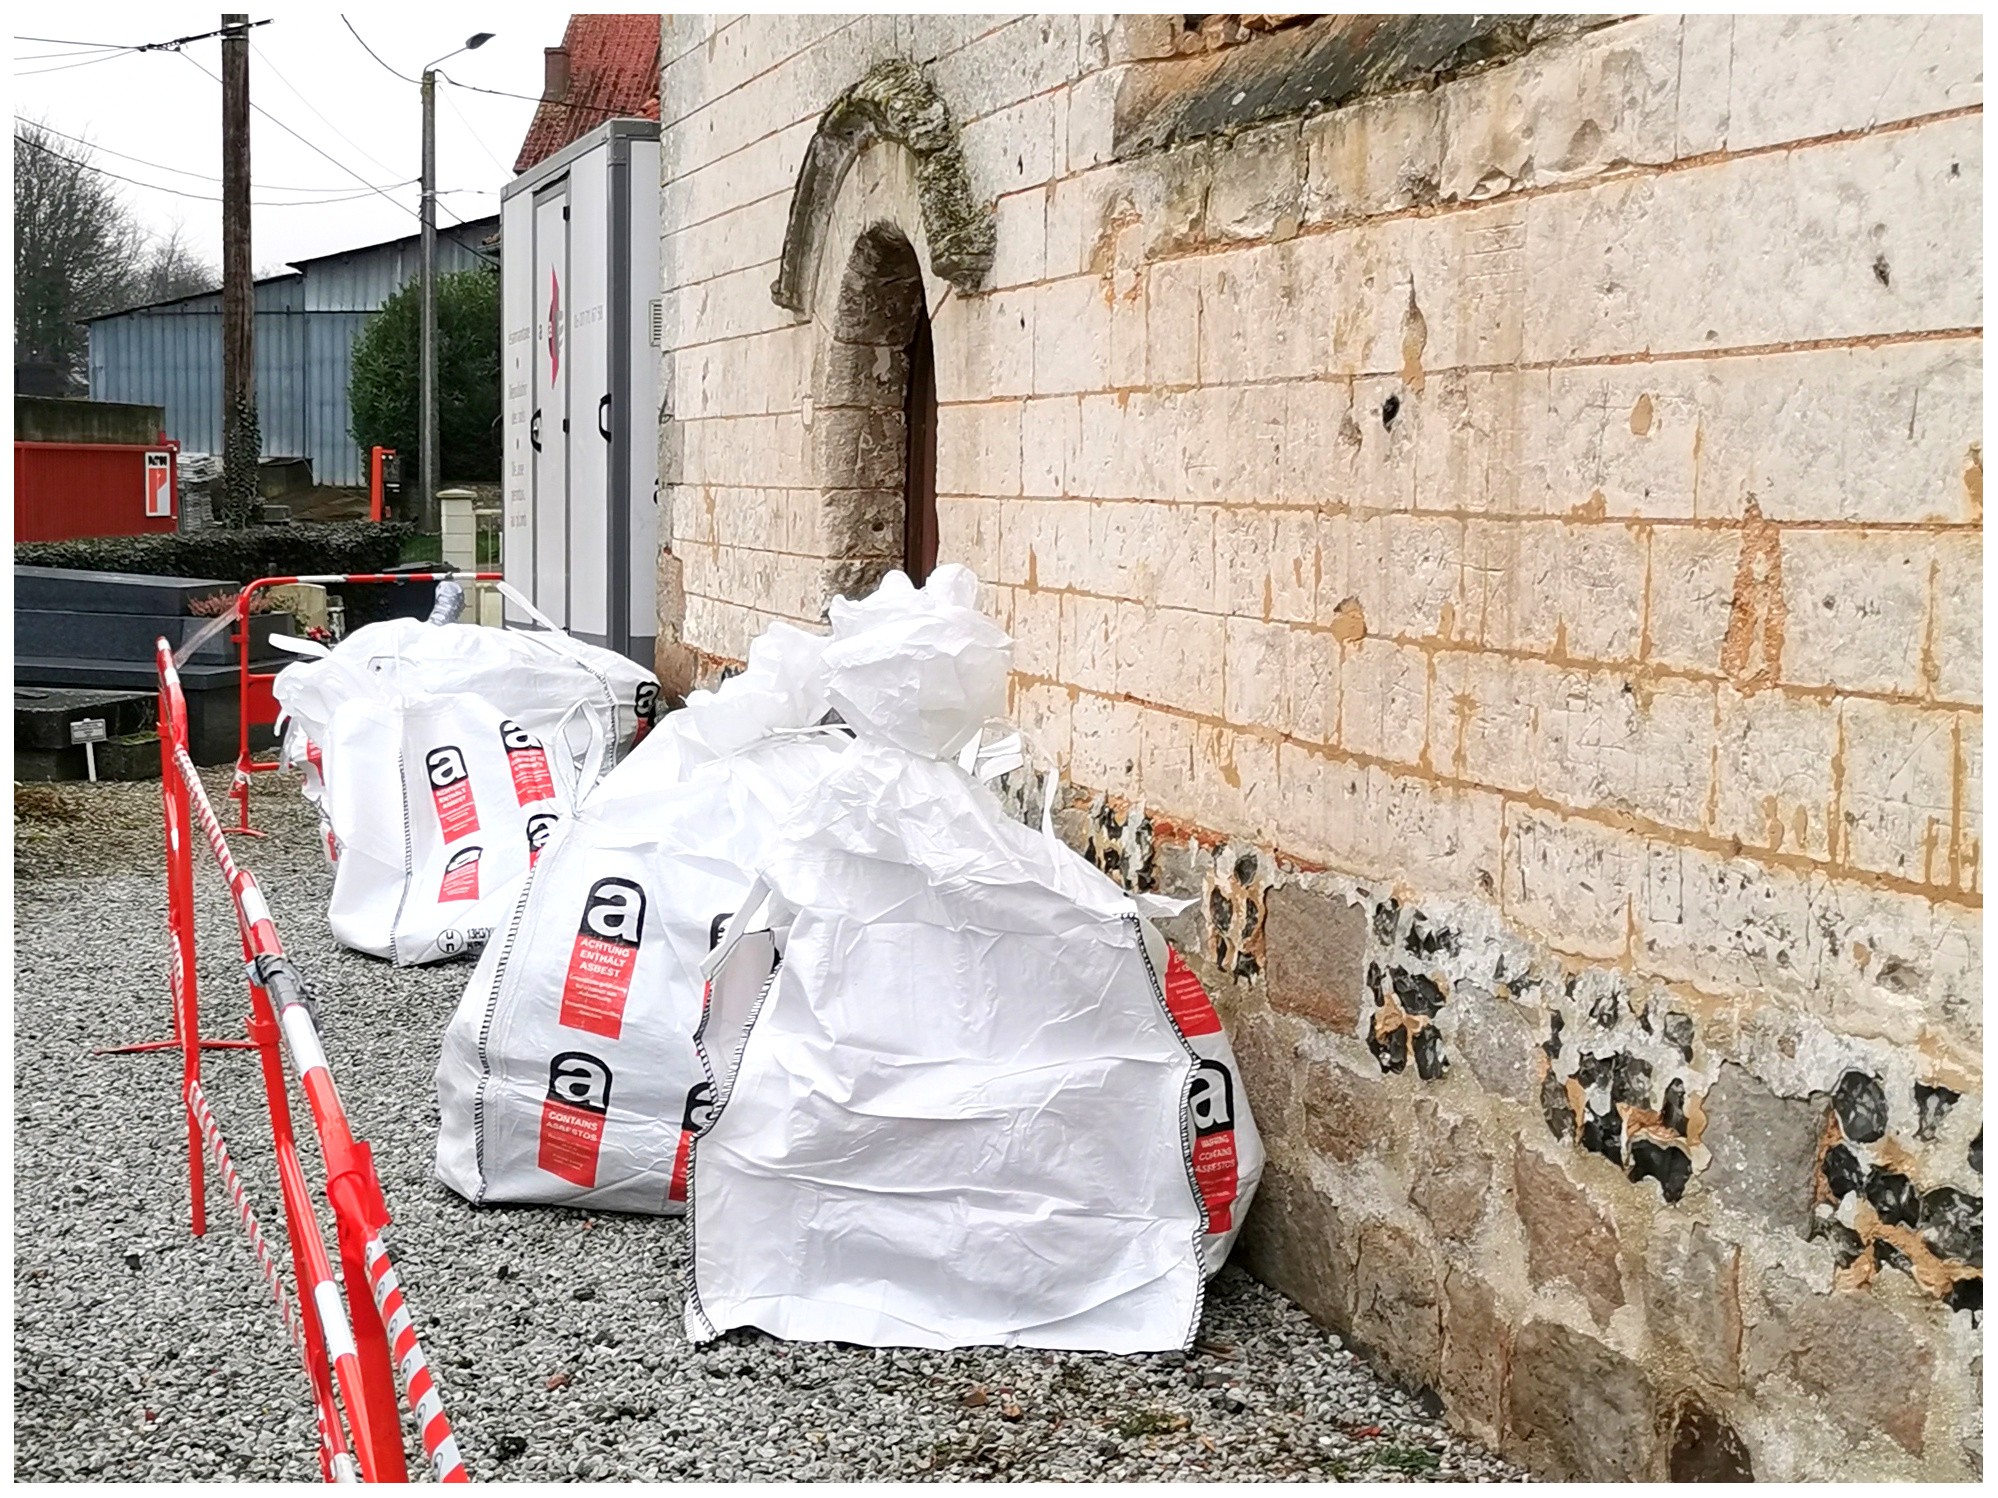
[128,638,469,1482]
[229,571,502,836]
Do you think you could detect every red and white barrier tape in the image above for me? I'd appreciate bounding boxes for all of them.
[169,742,470,1482]
[363,1239,470,1483]
[186,1078,300,1349]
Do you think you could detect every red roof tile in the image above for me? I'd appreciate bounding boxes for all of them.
[513,14,662,175]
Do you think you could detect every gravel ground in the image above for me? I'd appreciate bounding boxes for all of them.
[13,771,1522,1482]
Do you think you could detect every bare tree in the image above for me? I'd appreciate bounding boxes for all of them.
[132,221,220,305]
[13,121,146,392]
[12,123,220,395]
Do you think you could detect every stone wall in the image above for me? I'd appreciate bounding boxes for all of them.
[654,13,1982,1479]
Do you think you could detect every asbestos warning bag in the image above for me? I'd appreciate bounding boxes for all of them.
[319,690,594,965]
[432,611,847,1213]
[272,589,661,851]
[682,568,1263,1354]
[432,733,848,1212]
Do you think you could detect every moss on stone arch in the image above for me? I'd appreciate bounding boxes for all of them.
[771,58,994,313]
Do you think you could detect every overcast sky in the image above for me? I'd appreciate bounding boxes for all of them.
[10,5,596,275]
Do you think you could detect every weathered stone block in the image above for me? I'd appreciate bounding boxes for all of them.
[1744,1273,1936,1455]
[1352,1222,1443,1393]
[1445,988,1542,1106]
[1505,1318,1658,1480]
[1409,1103,1494,1244]
[1228,1010,1299,1142]
[1780,530,1931,697]
[1698,1062,1819,1235]
[1204,122,1301,242]
[1302,1057,1379,1165]
[1236,1161,1356,1331]
[1264,883,1367,1033]
[1440,1269,1508,1439]
[1643,1217,1742,1391]
[1513,1142,1625,1324]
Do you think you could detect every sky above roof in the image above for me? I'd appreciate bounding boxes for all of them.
[10,5,586,273]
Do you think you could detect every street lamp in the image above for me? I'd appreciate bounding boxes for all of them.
[419,32,494,535]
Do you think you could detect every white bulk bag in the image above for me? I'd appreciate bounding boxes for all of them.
[432,732,846,1211]
[321,691,592,965]
[686,743,1263,1353]
[274,598,661,811]
[430,567,996,1213]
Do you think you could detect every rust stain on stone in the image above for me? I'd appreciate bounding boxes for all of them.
[1570,489,1607,520]
[1852,1201,1978,1300]
[1966,443,1983,522]
[1450,691,1476,775]
[1759,795,1787,852]
[1399,285,1427,394]
[1682,1087,1707,1147]
[1329,595,1368,643]
[1828,709,1848,866]
[1918,557,1942,695]
[1629,393,1654,437]
[1718,497,1785,694]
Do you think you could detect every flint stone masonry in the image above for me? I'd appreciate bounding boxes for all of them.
[657,11,1982,1480]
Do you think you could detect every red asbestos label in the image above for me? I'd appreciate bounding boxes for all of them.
[1193,1130,1238,1233]
[500,720,557,805]
[558,878,645,1038]
[538,1053,610,1186]
[437,846,481,902]
[1190,1058,1239,1233]
[668,1129,693,1203]
[425,746,480,842]
[668,1081,714,1204]
[1162,949,1223,1037]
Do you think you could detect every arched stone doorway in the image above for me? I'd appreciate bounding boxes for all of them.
[817,222,939,597]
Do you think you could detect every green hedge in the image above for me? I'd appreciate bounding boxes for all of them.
[15,522,442,628]
[17,521,414,583]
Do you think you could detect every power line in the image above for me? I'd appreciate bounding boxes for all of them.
[15,52,141,77]
[250,36,402,179]
[177,49,421,223]
[440,83,509,177]
[14,21,269,54]
[439,69,630,117]
[14,130,401,206]
[337,15,415,85]
[15,45,129,61]
[16,116,411,194]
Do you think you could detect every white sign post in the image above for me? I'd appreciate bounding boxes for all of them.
[70,718,107,782]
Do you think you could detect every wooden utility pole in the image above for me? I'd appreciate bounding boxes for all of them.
[220,12,259,528]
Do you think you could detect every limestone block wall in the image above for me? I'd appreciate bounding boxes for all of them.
[654,13,1982,1480]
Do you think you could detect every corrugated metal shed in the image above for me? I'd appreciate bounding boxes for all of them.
[86,216,498,487]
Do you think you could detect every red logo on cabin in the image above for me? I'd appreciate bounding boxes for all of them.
[547,269,562,382]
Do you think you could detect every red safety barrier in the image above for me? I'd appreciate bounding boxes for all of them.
[127,637,470,1482]
[229,571,502,836]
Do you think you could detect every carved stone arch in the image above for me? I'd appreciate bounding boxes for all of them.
[770,58,995,313]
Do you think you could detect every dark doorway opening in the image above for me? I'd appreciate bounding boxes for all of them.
[901,295,938,584]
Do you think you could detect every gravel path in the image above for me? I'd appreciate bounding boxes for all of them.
[13,771,1521,1482]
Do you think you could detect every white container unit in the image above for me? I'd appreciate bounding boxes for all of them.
[501,119,660,666]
